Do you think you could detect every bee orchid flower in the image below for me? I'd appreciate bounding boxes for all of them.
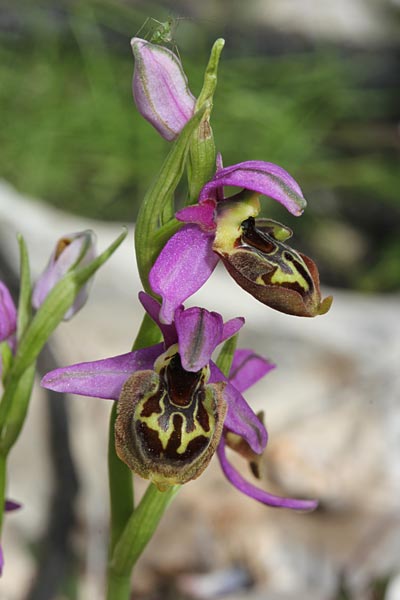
[149,160,332,323]
[41,293,316,510]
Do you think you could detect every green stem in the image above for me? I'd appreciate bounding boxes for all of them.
[106,571,131,600]
[110,483,179,577]
[106,314,162,597]
[0,453,6,535]
[134,106,206,290]
[108,403,134,555]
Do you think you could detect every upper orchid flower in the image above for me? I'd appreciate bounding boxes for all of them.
[41,293,316,510]
[32,231,97,321]
[131,37,196,141]
[149,160,333,323]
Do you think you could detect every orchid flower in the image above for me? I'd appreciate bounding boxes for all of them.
[41,293,316,510]
[150,160,333,323]
[32,231,97,320]
[0,499,21,576]
[131,37,196,141]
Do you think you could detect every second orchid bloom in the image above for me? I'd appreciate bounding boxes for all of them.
[42,293,316,511]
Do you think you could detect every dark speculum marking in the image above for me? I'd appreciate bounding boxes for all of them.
[135,353,215,465]
[239,217,314,294]
[241,217,276,254]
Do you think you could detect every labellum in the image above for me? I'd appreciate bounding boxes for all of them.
[115,345,227,490]
[213,209,332,317]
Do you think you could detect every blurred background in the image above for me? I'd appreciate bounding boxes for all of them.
[0,0,399,599]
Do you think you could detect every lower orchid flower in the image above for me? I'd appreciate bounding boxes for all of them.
[41,292,316,510]
[149,160,332,323]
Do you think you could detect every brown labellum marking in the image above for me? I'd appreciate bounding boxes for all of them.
[140,391,163,417]
[136,420,164,457]
[195,399,211,433]
[165,353,203,408]
[115,358,228,488]
[55,238,72,260]
[241,217,276,254]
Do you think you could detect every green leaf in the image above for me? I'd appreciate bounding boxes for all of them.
[0,342,13,384]
[134,105,207,290]
[16,233,32,340]
[187,38,225,203]
[0,364,35,454]
[215,333,239,377]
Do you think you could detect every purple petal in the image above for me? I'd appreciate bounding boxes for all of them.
[199,160,307,216]
[221,317,245,343]
[138,292,177,347]
[217,437,318,511]
[176,200,216,232]
[175,307,223,371]
[5,500,21,512]
[0,282,17,342]
[229,349,275,393]
[210,363,267,454]
[149,224,219,324]
[41,344,163,400]
[131,38,196,141]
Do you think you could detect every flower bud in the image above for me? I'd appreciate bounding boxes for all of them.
[115,345,227,490]
[32,231,96,320]
[131,37,196,141]
[0,282,17,342]
[213,197,332,317]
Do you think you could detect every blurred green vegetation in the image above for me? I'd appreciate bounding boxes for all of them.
[0,0,399,291]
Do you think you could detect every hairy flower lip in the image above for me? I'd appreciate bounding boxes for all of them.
[131,37,196,141]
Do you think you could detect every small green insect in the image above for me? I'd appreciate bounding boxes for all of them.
[136,16,181,49]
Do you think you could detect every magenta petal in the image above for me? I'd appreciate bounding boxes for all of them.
[217,438,318,510]
[175,307,223,371]
[210,363,267,454]
[176,201,216,232]
[199,160,307,216]
[149,224,219,324]
[0,282,17,342]
[229,349,275,393]
[138,292,177,347]
[41,344,163,400]
[221,317,245,343]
